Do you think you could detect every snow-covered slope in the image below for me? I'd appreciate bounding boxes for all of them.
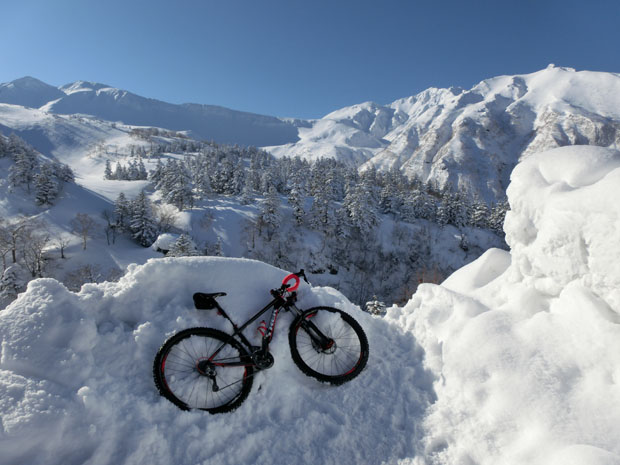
[0,258,432,465]
[0,77,299,147]
[387,145,620,464]
[268,66,620,203]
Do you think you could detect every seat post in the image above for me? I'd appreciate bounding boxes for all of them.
[213,300,236,328]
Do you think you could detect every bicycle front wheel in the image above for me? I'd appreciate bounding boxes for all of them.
[289,307,369,385]
[153,327,253,414]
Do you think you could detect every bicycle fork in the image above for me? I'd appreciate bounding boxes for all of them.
[288,304,334,351]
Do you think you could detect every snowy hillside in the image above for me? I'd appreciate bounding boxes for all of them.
[268,66,620,203]
[0,77,299,147]
[1,145,619,464]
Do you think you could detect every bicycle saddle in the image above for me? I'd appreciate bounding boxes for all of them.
[193,292,226,310]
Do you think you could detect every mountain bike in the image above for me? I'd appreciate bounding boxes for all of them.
[153,269,369,413]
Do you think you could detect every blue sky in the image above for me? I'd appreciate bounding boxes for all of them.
[1,0,619,119]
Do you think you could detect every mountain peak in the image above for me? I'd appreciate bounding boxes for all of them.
[60,80,115,95]
[0,76,65,108]
[9,76,53,88]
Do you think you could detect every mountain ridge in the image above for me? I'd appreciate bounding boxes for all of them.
[3,66,620,202]
[0,76,300,147]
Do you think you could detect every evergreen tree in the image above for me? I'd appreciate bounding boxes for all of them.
[489,200,509,236]
[54,162,74,183]
[309,183,333,235]
[342,182,378,241]
[469,196,490,228]
[257,186,281,241]
[114,192,130,232]
[34,163,58,206]
[167,233,199,257]
[240,179,254,205]
[8,145,38,192]
[137,158,148,180]
[104,160,113,179]
[0,265,24,306]
[130,191,158,247]
[365,295,387,316]
[213,236,224,256]
[288,174,305,226]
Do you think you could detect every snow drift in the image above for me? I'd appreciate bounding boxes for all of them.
[388,145,620,464]
[0,257,432,465]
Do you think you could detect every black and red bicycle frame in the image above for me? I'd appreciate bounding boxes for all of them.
[204,270,333,368]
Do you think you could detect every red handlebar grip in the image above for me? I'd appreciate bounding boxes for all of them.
[282,273,300,291]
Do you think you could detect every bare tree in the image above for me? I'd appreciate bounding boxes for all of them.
[70,213,97,250]
[102,210,118,245]
[54,233,71,259]
[21,229,50,278]
[153,204,179,233]
[64,264,103,291]
[0,217,33,264]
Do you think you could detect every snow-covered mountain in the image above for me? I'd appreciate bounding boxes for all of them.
[0,76,66,109]
[0,77,299,147]
[3,67,620,202]
[268,65,620,202]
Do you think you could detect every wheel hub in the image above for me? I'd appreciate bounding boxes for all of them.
[196,359,216,376]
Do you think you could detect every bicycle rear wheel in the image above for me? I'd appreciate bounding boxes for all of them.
[289,307,369,385]
[153,327,253,414]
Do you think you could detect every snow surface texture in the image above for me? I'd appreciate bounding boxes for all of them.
[0,257,433,465]
[387,145,620,464]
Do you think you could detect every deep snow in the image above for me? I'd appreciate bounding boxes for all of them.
[0,257,433,465]
[387,146,620,464]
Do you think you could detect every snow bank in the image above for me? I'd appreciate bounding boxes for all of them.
[0,257,433,465]
[388,146,620,464]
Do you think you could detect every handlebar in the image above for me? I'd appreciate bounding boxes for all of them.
[281,269,309,292]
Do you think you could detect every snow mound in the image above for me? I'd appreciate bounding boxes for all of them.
[388,145,620,464]
[0,257,433,465]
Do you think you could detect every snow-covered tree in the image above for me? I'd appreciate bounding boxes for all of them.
[288,174,305,226]
[213,236,224,256]
[469,196,490,228]
[8,144,38,192]
[0,265,24,306]
[365,295,387,316]
[114,192,131,232]
[129,191,158,247]
[256,186,281,241]
[167,233,199,257]
[104,160,113,179]
[34,163,59,206]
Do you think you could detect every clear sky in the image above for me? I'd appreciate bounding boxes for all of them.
[1,0,619,119]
